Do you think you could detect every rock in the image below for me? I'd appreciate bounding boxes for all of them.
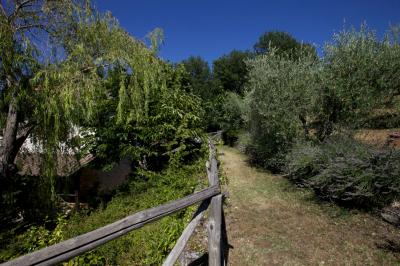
[381,202,400,226]
[179,250,203,266]
[389,132,400,139]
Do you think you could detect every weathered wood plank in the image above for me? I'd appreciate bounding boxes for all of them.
[208,139,219,186]
[162,200,210,266]
[2,185,220,266]
[208,194,223,266]
[221,198,229,266]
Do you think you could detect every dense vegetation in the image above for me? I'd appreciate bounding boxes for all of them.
[181,24,400,210]
[0,1,204,264]
[1,0,400,264]
[0,0,202,223]
[242,25,400,209]
[1,153,207,265]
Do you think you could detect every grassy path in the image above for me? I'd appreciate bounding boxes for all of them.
[219,146,400,266]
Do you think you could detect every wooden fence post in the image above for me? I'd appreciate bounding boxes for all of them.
[207,139,223,266]
[208,194,222,266]
[162,200,210,266]
[3,140,223,266]
[74,190,80,212]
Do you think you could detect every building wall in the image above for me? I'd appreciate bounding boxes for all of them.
[78,158,132,200]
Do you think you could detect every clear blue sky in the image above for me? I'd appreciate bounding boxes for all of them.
[96,0,400,63]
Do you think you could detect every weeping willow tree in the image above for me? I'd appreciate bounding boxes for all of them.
[0,0,202,222]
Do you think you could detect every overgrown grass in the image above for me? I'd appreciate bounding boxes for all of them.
[0,150,208,265]
[65,160,207,265]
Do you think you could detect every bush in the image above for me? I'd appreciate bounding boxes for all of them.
[61,148,207,265]
[286,135,400,208]
[220,92,245,146]
[0,145,207,265]
[0,173,59,231]
[0,214,67,262]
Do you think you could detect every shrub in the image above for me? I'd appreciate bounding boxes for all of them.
[220,92,245,146]
[0,145,207,265]
[0,215,67,262]
[60,148,207,265]
[286,135,400,208]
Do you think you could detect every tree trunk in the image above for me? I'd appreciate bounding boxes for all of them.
[299,114,309,139]
[0,97,19,179]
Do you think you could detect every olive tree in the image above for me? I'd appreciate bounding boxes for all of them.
[322,24,400,128]
[245,49,320,170]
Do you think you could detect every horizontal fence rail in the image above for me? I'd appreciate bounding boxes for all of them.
[162,139,225,266]
[2,139,226,266]
[163,199,210,266]
[2,185,220,266]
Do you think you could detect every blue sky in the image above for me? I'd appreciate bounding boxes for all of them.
[97,0,400,63]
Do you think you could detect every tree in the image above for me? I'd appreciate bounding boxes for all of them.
[181,56,213,100]
[0,0,80,181]
[213,50,252,95]
[0,0,201,190]
[245,49,320,170]
[321,24,400,129]
[90,63,203,171]
[254,31,316,59]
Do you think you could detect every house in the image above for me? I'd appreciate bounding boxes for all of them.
[16,151,132,202]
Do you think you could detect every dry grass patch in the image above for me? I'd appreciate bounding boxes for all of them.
[355,128,400,149]
[220,146,400,266]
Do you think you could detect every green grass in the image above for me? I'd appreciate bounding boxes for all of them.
[220,146,400,265]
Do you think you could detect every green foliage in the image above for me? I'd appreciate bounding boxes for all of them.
[286,135,400,208]
[322,24,400,128]
[181,51,251,133]
[21,215,66,252]
[0,147,207,265]
[220,92,245,146]
[0,174,59,229]
[181,56,224,131]
[88,62,203,171]
[245,49,320,170]
[244,24,400,171]
[213,50,252,96]
[0,214,67,262]
[64,253,106,266]
[254,31,317,59]
[181,56,213,100]
[1,1,205,225]
[61,151,206,265]
[201,94,226,131]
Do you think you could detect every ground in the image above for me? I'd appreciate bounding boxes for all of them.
[355,128,400,149]
[220,146,400,266]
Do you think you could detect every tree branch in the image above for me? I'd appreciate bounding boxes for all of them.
[16,23,47,32]
[0,1,7,17]
[17,123,35,140]
[9,0,33,22]
[10,124,35,163]
[81,63,111,73]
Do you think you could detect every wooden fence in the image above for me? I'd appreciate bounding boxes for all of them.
[2,140,226,266]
